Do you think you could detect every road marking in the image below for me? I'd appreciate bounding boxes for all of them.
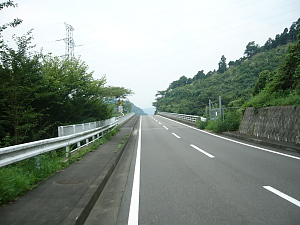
[163,126,168,130]
[158,116,300,161]
[190,144,215,158]
[172,133,181,138]
[158,122,162,125]
[263,186,300,207]
[128,117,142,225]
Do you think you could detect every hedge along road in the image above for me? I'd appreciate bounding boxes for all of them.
[86,115,300,225]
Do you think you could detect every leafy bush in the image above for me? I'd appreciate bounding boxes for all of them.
[196,118,208,129]
[224,109,242,131]
[206,118,227,133]
[201,109,241,133]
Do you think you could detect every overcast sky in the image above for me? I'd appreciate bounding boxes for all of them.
[2,0,300,109]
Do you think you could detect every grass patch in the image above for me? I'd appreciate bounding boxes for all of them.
[115,133,130,153]
[0,126,120,206]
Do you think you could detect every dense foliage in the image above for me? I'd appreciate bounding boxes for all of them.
[154,19,300,117]
[245,32,300,107]
[0,31,132,147]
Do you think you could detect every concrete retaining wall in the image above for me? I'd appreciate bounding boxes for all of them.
[239,106,300,144]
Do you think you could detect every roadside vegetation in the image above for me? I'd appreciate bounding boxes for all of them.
[0,1,132,206]
[0,2,133,147]
[196,109,241,133]
[0,127,119,206]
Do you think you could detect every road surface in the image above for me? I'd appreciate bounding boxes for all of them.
[85,115,300,225]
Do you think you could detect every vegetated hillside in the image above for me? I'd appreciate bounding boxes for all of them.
[244,36,300,107]
[131,104,148,115]
[153,19,300,116]
[154,44,290,115]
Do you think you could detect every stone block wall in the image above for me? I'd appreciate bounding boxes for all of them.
[239,106,300,144]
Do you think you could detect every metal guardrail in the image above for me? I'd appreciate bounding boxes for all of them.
[58,118,117,137]
[116,112,135,125]
[158,112,206,124]
[0,113,135,168]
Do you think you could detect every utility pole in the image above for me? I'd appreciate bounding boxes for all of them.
[209,99,212,120]
[219,96,223,120]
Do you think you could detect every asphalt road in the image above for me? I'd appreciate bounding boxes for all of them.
[85,115,300,225]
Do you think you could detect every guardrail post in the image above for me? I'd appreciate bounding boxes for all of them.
[66,145,70,158]
[35,156,41,169]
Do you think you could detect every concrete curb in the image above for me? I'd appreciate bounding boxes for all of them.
[62,115,139,225]
[222,132,300,153]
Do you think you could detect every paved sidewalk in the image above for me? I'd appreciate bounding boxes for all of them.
[0,115,139,225]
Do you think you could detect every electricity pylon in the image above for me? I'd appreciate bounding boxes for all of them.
[64,22,75,59]
[57,22,77,59]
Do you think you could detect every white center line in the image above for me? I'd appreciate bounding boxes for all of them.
[190,144,215,158]
[263,186,300,207]
[158,122,162,125]
[163,126,168,130]
[172,133,181,138]
[128,117,142,225]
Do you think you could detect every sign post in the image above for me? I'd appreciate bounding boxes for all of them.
[118,99,123,114]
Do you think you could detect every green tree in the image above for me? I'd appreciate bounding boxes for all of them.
[103,86,133,99]
[288,19,300,41]
[193,70,205,80]
[0,31,134,146]
[0,31,43,145]
[39,56,112,127]
[269,31,300,93]
[218,55,227,73]
[244,41,259,58]
[0,1,22,33]
[244,30,300,107]
[252,70,274,95]
[168,75,189,90]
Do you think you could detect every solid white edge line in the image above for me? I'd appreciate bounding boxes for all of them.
[190,144,215,158]
[128,117,142,225]
[158,116,300,161]
[263,186,300,207]
[172,133,181,139]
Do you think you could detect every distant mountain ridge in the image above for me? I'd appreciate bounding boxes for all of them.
[131,104,147,115]
[143,107,155,115]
